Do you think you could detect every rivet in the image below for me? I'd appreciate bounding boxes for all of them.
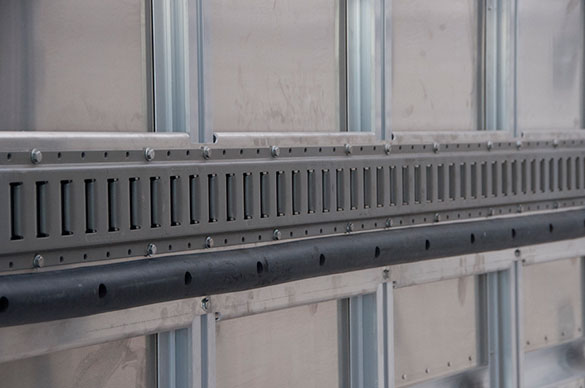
[385,218,393,228]
[202,146,212,159]
[271,146,280,158]
[346,223,354,233]
[144,147,155,162]
[516,140,523,150]
[487,140,493,151]
[30,149,43,164]
[33,254,44,268]
[433,143,440,153]
[146,243,157,257]
[201,297,210,312]
[434,213,441,223]
[344,144,352,155]
[205,236,214,248]
[273,229,282,240]
[384,143,391,155]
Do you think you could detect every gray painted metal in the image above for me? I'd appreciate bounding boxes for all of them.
[1,138,585,271]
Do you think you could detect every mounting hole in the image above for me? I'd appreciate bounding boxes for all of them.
[549,224,554,233]
[241,237,245,242]
[256,261,264,274]
[127,249,132,255]
[256,149,260,154]
[83,253,88,260]
[56,152,61,159]
[166,150,171,157]
[425,240,431,250]
[186,150,190,156]
[187,242,192,248]
[168,244,172,251]
[375,246,381,258]
[98,284,107,299]
[81,152,86,159]
[59,256,64,263]
[103,152,108,158]
[106,251,110,258]
[125,151,130,158]
[184,271,192,285]
[222,150,226,155]
[258,235,262,241]
[511,229,516,239]
[239,149,243,155]
[0,297,8,312]
[319,254,326,266]
[8,261,13,268]
[470,234,475,244]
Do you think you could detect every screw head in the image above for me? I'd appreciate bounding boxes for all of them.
[202,146,212,159]
[433,143,440,153]
[144,147,155,162]
[273,229,282,240]
[201,297,210,312]
[146,243,157,257]
[30,149,43,164]
[33,254,44,268]
[344,144,352,155]
[516,140,523,150]
[346,223,354,233]
[385,218,393,228]
[205,236,214,248]
[271,146,280,157]
[384,143,391,155]
[434,213,441,223]
[487,140,493,151]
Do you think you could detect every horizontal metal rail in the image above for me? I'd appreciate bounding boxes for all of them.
[0,138,584,271]
[0,209,583,327]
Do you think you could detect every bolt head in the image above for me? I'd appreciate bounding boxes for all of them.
[201,297,210,312]
[487,141,493,151]
[433,143,440,153]
[273,229,282,240]
[384,143,391,155]
[33,254,44,268]
[146,243,157,257]
[205,236,214,248]
[346,223,354,233]
[30,149,43,164]
[144,147,155,161]
[344,144,352,155]
[202,146,212,159]
[271,146,280,157]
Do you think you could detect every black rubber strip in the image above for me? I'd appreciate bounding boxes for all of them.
[0,209,584,327]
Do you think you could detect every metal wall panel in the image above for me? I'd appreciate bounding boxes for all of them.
[215,300,340,388]
[390,0,480,131]
[208,0,341,133]
[523,257,583,352]
[394,276,478,386]
[0,336,156,388]
[517,0,584,131]
[0,0,151,132]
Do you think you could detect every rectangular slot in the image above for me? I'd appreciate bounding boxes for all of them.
[521,160,528,194]
[61,180,73,235]
[470,163,477,199]
[376,167,384,207]
[36,181,49,237]
[208,174,218,222]
[549,158,555,192]
[389,166,397,205]
[226,174,235,221]
[448,164,455,200]
[10,182,23,240]
[426,165,433,202]
[189,175,200,224]
[363,168,372,209]
[414,165,421,203]
[307,170,316,214]
[84,179,96,233]
[530,160,537,193]
[292,170,301,215]
[261,172,269,218]
[129,178,140,230]
[170,176,181,226]
[460,164,467,199]
[350,168,358,210]
[322,170,330,212]
[540,159,546,192]
[576,158,581,190]
[336,169,344,211]
[150,177,161,228]
[500,161,507,196]
[492,162,499,197]
[277,171,285,216]
[557,158,563,191]
[511,160,518,195]
[481,162,488,198]
[567,158,572,190]
[243,173,253,219]
[402,166,409,205]
[107,179,119,232]
[437,164,445,201]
